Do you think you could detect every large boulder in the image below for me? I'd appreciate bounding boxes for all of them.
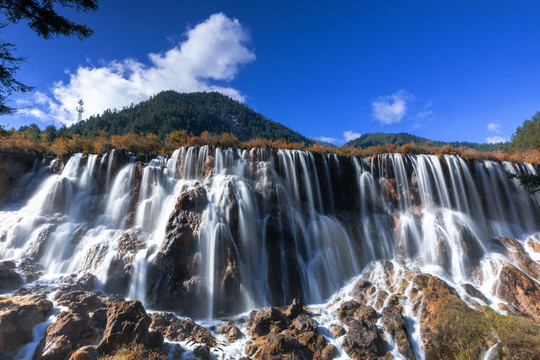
[245,300,336,360]
[37,290,122,360]
[338,300,378,326]
[217,321,243,343]
[97,300,163,354]
[341,319,387,360]
[247,306,291,338]
[0,295,53,359]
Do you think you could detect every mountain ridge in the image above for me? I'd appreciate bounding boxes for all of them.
[345,132,507,151]
[69,91,312,144]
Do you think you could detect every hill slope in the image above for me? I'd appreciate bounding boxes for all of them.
[345,132,507,152]
[68,91,311,144]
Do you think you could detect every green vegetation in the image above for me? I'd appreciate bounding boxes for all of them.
[429,295,540,360]
[99,344,168,360]
[419,275,540,360]
[67,91,311,144]
[346,132,508,152]
[511,112,540,151]
[0,0,98,114]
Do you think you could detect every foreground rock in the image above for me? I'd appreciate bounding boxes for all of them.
[0,295,53,359]
[97,300,163,354]
[245,300,337,360]
[150,312,216,345]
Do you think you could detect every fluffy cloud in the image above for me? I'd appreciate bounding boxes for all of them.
[343,130,361,141]
[487,123,501,132]
[486,135,508,144]
[372,90,413,125]
[23,13,255,125]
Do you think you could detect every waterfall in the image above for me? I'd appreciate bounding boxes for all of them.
[0,147,539,320]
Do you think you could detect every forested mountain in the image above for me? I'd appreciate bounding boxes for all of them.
[345,132,507,151]
[66,91,311,144]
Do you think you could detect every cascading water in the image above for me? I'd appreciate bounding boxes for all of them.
[1,147,539,358]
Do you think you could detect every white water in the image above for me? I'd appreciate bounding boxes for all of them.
[1,147,539,358]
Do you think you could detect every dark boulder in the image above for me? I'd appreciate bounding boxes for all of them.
[342,319,386,359]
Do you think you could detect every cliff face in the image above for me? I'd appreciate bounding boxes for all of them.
[0,152,40,203]
[0,147,539,359]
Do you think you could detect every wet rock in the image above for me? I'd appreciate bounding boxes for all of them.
[293,314,317,332]
[105,228,146,296]
[499,237,540,281]
[462,283,489,303]
[338,300,378,326]
[350,279,374,303]
[283,297,309,320]
[97,300,163,354]
[381,302,415,359]
[0,295,53,359]
[496,263,540,320]
[330,325,346,338]
[117,227,146,252]
[0,260,23,293]
[247,306,291,338]
[150,312,216,346]
[217,321,243,343]
[341,319,386,360]
[146,184,208,315]
[527,239,540,254]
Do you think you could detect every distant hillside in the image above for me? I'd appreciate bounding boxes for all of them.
[345,132,507,152]
[67,91,311,144]
[511,112,540,151]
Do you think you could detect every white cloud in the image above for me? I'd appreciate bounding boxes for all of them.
[372,90,413,125]
[316,136,337,143]
[486,135,508,144]
[316,130,361,145]
[487,123,501,133]
[343,130,361,141]
[21,13,255,125]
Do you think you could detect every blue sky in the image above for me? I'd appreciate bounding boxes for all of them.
[2,0,540,144]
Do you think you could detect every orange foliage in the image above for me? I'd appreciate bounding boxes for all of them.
[1,130,539,165]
